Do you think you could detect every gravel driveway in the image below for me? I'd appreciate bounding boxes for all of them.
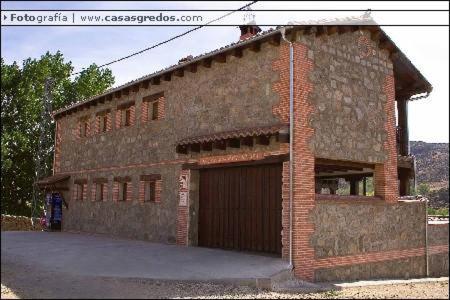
[1,256,448,299]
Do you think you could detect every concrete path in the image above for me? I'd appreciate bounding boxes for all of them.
[1,231,289,282]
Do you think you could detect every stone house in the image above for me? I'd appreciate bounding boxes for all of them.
[37,21,445,282]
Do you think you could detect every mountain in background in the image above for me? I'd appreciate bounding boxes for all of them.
[410,141,449,208]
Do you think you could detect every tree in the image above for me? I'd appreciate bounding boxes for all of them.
[1,52,115,216]
[415,183,431,197]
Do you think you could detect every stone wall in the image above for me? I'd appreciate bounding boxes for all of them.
[58,42,284,243]
[1,215,41,231]
[311,199,427,282]
[302,30,393,164]
[428,222,449,277]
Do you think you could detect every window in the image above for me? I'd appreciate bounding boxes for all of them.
[139,174,162,203]
[151,101,159,121]
[95,110,111,134]
[142,92,164,123]
[114,177,132,202]
[101,115,108,132]
[116,102,135,128]
[125,109,131,126]
[74,181,87,201]
[119,182,128,201]
[94,181,107,201]
[144,181,156,202]
[78,118,90,138]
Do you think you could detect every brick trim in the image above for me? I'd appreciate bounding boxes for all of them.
[53,120,62,174]
[176,169,190,245]
[281,161,290,260]
[141,101,149,123]
[155,179,162,203]
[112,181,119,202]
[314,247,426,269]
[428,244,449,255]
[272,41,316,280]
[91,184,96,202]
[56,147,290,175]
[374,75,399,202]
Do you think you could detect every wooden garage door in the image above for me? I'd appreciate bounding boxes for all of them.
[198,163,282,255]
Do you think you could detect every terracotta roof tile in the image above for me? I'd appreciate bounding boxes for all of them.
[177,124,288,145]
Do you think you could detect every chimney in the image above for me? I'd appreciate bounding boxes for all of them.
[239,20,261,40]
[178,55,194,64]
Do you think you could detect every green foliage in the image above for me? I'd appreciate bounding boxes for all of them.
[427,207,449,216]
[415,183,431,196]
[1,52,114,216]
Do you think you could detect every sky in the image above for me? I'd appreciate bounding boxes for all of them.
[1,1,449,143]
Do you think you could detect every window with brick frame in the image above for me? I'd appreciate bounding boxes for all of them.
[73,180,88,201]
[93,178,108,201]
[141,92,164,123]
[139,174,162,203]
[113,177,133,202]
[77,117,90,138]
[116,102,135,128]
[95,110,111,134]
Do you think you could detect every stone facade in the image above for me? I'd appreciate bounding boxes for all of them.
[59,43,283,244]
[311,199,427,282]
[52,27,431,283]
[304,30,393,163]
[428,223,449,277]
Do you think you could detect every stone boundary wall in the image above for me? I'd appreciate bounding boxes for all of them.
[311,199,428,282]
[1,214,41,231]
[428,222,449,277]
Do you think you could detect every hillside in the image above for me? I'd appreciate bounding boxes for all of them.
[410,141,449,208]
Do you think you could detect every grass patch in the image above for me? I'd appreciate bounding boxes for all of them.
[427,207,449,216]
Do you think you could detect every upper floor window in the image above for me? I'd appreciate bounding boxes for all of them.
[95,109,111,134]
[141,92,164,123]
[116,102,135,128]
[77,117,90,138]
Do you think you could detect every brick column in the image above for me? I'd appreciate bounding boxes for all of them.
[291,42,316,281]
[176,169,190,245]
[273,41,317,281]
[375,75,399,203]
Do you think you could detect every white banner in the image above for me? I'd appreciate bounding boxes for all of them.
[1,10,449,26]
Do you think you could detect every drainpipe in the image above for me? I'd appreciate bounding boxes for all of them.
[280,27,294,269]
[425,193,429,277]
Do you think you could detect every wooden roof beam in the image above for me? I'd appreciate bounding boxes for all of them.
[214,53,227,63]
[176,144,188,154]
[231,48,243,58]
[163,73,172,81]
[213,140,226,150]
[151,77,160,85]
[174,68,184,77]
[249,41,261,52]
[201,142,213,151]
[241,136,254,147]
[268,35,281,46]
[188,63,197,73]
[202,58,212,68]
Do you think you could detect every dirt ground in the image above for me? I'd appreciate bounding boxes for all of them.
[1,257,448,299]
